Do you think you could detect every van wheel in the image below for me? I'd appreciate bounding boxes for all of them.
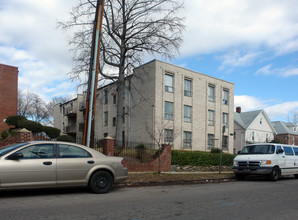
[89,171,113,194]
[269,167,280,181]
[235,174,245,180]
[294,174,298,179]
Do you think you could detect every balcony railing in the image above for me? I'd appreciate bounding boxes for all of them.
[64,125,76,134]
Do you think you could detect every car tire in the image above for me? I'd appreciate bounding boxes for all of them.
[235,174,245,180]
[294,174,298,179]
[89,171,113,194]
[269,167,280,181]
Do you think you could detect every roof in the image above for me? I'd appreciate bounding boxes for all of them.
[234,110,262,129]
[272,121,298,135]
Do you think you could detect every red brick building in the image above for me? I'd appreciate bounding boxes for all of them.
[0,64,18,133]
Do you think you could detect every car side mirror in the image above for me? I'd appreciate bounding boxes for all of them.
[277,149,284,154]
[7,152,24,160]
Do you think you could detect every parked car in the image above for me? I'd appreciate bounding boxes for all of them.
[0,141,128,193]
[233,143,298,180]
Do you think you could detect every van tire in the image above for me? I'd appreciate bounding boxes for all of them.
[294,174,298,179]
[235,174,246,180]
[269,167,280,181]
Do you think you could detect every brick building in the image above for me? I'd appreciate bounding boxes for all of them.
[0,64,18,133]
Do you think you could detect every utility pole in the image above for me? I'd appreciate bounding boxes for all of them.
[83,0,105,147]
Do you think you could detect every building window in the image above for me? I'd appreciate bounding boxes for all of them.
[104,89,108,104]
[208,84,215,102]
[104,111,108,126]
[223,113,228,128]
[113,117,116,127]
[165,73,174,93]
[222,89,229,105]
[208,134,214,149]
[184,105,192,122]
[223,136,228,150]
[184,78,192,97]
[123,86,126,99]
[164,101,174,120]
[260,117,263,124]
[252,132,255,141]
[266,134,269,142]
[122,107,125,123]
[113,94,116,104]
[104,133,108,138]
[164,129,173,143]
[208,110,215,126]
[183,131,192,148]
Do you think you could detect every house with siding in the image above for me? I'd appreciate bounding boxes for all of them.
[54,60,234,153]
[234,107,276,153]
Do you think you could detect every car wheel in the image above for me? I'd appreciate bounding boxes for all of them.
[89,171,113,194]
[269,167,280,181]
[235,174,245,180]
[294,174,298,179]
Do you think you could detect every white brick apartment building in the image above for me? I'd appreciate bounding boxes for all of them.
[54,60,234,153]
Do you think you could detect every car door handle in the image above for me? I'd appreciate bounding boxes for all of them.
[43,161,52,165]
[87,161,94,164]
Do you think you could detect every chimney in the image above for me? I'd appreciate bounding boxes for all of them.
[236,106,241,113]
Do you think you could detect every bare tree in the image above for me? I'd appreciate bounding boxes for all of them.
[58,0,185,143]
[18,90,70,125]
[286,110,298,124]
[146,119,180,173]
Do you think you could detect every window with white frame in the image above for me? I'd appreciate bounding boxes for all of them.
[104,111,108,126]
[252,132,255,141]
[208,110,215,126]
[165,73,174,93]
[208,84,215,102]
[164,129,173,143]
[184,105,192,122]
[208,134,214,149]
[183,131,192,148]
[223,113,229,128]
[164,101,174,120]
[222,89,229,105]
[184,78,192,97]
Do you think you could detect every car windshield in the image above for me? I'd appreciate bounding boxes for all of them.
[239,145,275,155]
[0,143,28,156]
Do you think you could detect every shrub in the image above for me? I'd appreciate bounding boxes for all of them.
[17,120,43,134]
[43,126,61,139]
[136,144,146,161]
[210,148,221,153]
[57,135,75,143]
[172,150,236,166]
[1,130,9,139]
[5,115,27,128]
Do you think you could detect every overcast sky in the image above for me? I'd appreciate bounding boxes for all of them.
[0,0,298,121]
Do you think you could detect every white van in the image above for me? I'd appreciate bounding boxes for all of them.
[233,143,298,180]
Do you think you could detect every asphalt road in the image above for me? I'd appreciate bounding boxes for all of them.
[0,177,297,220]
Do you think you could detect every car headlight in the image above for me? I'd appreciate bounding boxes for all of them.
[260,160,271,165]
[233,160,238,166]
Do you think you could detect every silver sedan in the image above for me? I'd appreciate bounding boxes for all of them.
[0,141,128,193]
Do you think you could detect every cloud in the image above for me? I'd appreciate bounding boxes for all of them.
[181,0,298,61]
[256,65,298,77]
[235,95,298,121]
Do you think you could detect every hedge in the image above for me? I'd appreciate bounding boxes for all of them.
[172,150,236,166]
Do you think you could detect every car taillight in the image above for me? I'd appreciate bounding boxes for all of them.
[121,159,126,168]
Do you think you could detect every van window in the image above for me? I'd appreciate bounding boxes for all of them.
[276,146,283,154]
[293,147,298,156]
[283,146,294,156]
[239,145,275,155]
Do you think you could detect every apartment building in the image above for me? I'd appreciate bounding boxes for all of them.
[54,60,234,153]
[0,64,18,133]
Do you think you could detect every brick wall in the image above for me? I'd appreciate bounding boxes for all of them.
[0,131,33,147]
[0,64,18,133]
[275,134,298,145]
[102,138,172,172]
